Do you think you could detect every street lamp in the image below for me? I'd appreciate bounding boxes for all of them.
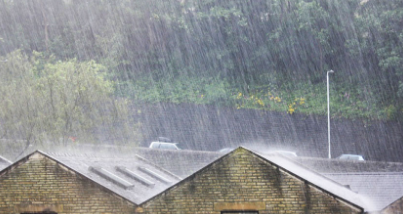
[327,70,334,159]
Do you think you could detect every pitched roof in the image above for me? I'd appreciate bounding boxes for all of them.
[140,147,367,212]
[253,150,372,211]
[2,144,399,212]
[49,151,181,204]
[0,150,180,205]
[323,172,403,212]
[274,155,403,212]
[42,144,223,178]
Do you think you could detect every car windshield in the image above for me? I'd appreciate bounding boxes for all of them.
[175,144,184,150]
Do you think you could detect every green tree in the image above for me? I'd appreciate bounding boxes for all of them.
[0,50,140,145]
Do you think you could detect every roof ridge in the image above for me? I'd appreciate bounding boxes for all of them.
[137,146,237,206]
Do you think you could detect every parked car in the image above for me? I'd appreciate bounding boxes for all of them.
[149,137,183,150]
[337,154,365,161]
[275,150,298,157]
[217,147,234,153]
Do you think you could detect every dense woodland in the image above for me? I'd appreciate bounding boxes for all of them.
[0,0,403,143]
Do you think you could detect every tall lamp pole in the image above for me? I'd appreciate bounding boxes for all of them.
[327,70,334,159]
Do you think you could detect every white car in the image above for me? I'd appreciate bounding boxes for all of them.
[217,148,234,153]
[337,154,365,161]
[274,150,298,157]
[149,141,183,150]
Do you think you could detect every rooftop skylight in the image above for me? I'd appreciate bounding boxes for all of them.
[89,166,134,189]
[116,166,155,187]
[138,167,172,184]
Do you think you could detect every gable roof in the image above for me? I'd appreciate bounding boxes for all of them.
[0,150,140,206]
[1,144,393,212]
[323,172,403,212]
[1,142,222,178]
[0,150,180,205]
[253,150,371,211]
[139,147,367,212]
[270,155,403,212]
[41,144,223,178]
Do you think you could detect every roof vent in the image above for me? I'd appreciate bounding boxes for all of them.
[138,167,172,184]
[89,166,134,190]
[116,166,155,187]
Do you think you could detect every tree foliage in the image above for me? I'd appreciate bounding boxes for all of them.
[0,51,139,144]
[0,0,403,119]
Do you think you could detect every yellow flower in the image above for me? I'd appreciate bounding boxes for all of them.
[237,92,242,99]
[257,99,264,106]
[299,98,305,105]
[287,103,296,114]
[288,108,295,114]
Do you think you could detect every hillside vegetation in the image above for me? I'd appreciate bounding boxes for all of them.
[1,0,403,122]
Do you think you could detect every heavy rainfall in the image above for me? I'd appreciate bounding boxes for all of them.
[0,0,403,213]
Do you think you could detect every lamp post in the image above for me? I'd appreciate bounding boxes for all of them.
[327,70,334,159]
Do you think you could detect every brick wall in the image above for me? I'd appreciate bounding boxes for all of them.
[136,148,363,214]
[0,153,136,214]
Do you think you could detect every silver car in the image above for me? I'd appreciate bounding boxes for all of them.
[149,141,183,150]
[337,154,365,161]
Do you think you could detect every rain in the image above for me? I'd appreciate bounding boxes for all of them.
[0,0,403,213]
